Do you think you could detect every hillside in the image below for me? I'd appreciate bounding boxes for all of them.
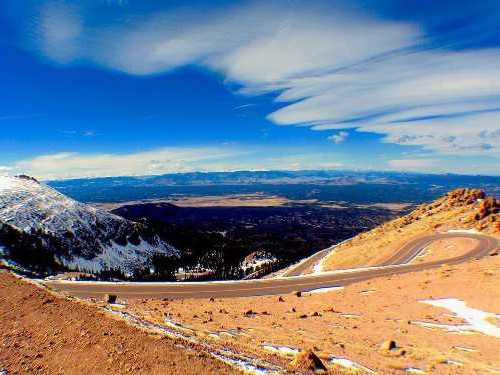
[109,189,500,374]
[2,187,499,374]
[0,175,177,276]
[321,188,500,271]
[0,270,234,374]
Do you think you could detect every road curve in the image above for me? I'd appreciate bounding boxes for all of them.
[45,233,498,299]
[280,247,332,277]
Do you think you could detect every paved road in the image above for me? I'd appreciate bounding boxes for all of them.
[45,233,498,299]
[280,247,332,277]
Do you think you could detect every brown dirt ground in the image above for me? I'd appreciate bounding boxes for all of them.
[0,271,237,375]
[124,255,500,374]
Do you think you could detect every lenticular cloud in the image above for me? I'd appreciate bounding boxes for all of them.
[11,0,500,156]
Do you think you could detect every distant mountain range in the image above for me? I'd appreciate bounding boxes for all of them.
[47,170,500,204]
[0,175,177,276]
[47,170,500,188]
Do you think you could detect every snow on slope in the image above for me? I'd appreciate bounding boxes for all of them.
[0,175,177,273]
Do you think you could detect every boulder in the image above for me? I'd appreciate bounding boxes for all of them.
[105,294,117,304]
[290,350,327,373]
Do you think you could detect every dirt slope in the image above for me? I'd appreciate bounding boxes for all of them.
[127,252,500,374]
[322,188,500,271]
[0,271,236,375]
[114,189,500,374]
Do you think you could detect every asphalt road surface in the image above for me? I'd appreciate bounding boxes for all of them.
[280,247,332,277]
[45,232,498,299]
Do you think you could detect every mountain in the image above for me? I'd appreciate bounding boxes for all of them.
[320,188,500,271]
[0,175,177,276]
[47,170,500,204]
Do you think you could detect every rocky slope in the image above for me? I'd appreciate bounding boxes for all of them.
[0,175,177,275]
[322,188,500,271]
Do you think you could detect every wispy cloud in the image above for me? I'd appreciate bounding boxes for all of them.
[8,1,500,158]
[0,114,44,121]
[61,129,98,137]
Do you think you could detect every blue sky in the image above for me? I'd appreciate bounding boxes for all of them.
[1,0,500,179]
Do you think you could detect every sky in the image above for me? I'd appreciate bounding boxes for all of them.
[1,0,500,179]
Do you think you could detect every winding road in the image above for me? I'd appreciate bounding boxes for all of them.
[45,232,499,299]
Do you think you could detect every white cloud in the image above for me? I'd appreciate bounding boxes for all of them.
[208,8,416,84]
[14,147,243,180]
[11,146,347,180]
[17,1,500,158]
[328,131,349,144]
[38,2,82,63]
[268,50,500,156]
[0,166,13,176]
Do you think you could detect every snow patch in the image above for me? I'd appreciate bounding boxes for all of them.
[416,298,500,338]
[220,329,249,337]
[313,237,355,274]
[330,356,375,373]
[241,252,277,272]
[340,313,362,319]
[164,318,194,333]
[211,353,272,375]
[106,308,282,375]
[411,321,475,335]
[405,368,426,374]
[452,345,477,353]
[446,229,479,234]
[445,359,464,367]
[0,176,16,192]
[312,260,324,274]
[64,238,173,273]
[303,286,344,294]
[262,344,299,356]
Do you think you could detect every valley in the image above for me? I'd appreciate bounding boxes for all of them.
[1,174,500,374]
[108,198,398,280]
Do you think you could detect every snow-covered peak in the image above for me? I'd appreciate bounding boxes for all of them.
[0,175,95,232]
[0,176,23,192]
[0,175,177,274]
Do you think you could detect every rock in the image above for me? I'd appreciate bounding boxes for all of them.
[379,340,406,357]
[105,294,117,304]
[379,340,397,351]
[290,350,327,373]
[295,291,302,297]
[278,296,285,302]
